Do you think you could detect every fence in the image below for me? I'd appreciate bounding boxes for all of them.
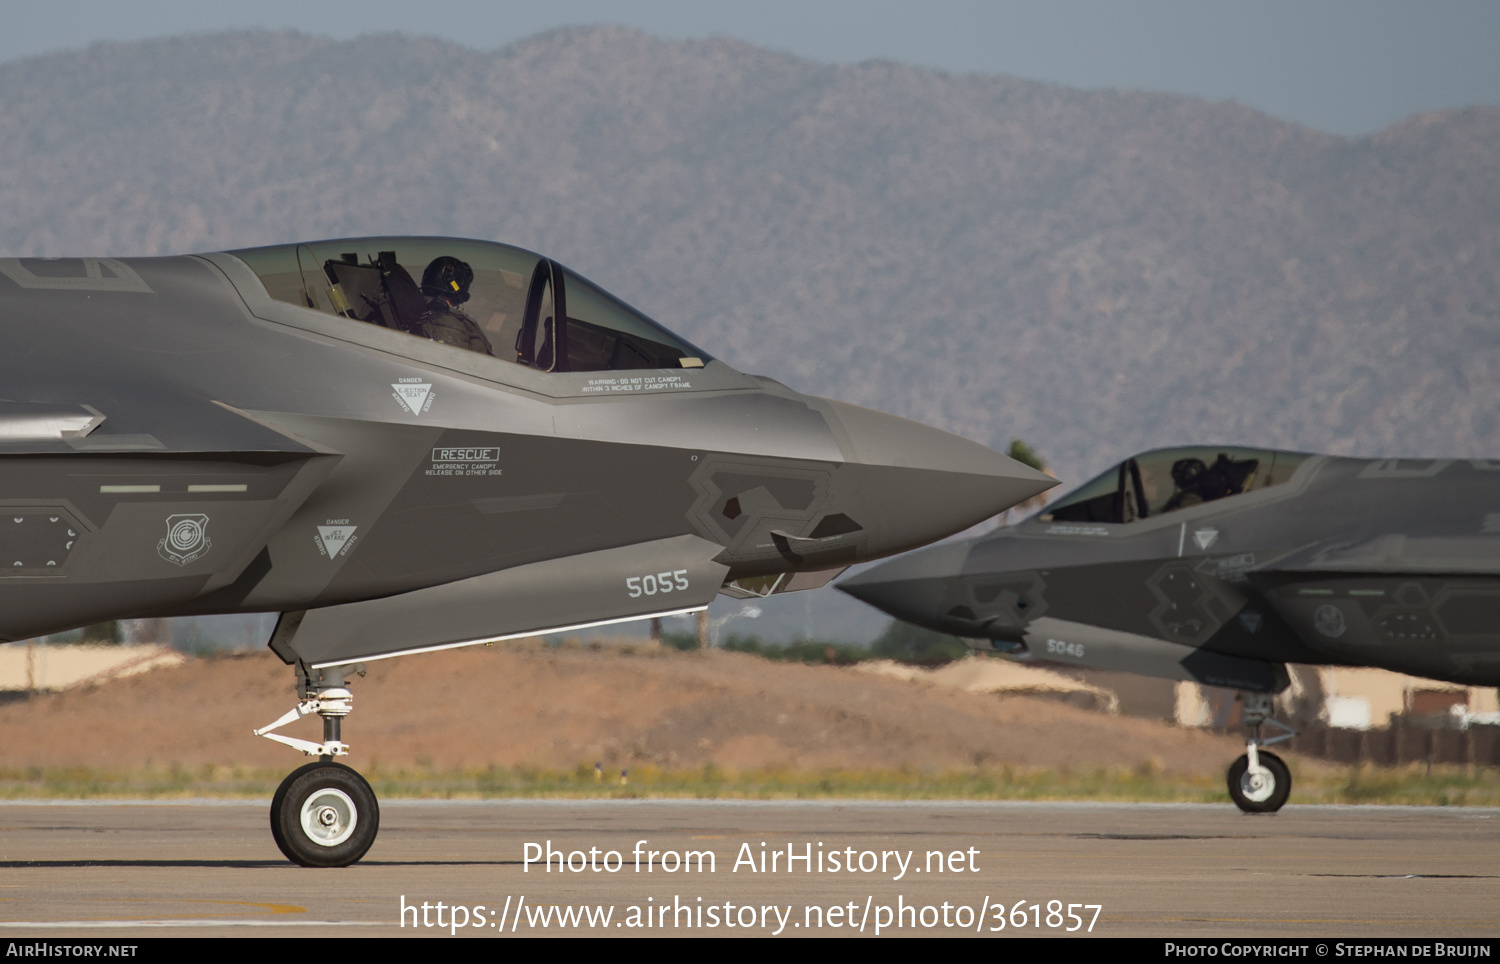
[1274,722,1500,767]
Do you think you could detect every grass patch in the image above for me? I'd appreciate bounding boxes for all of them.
[3,761,1500,806]
[1310,763,1500,807]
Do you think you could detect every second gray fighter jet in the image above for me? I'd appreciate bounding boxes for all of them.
[841,446,1500,812]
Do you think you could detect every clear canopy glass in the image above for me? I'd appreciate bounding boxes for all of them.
[228,237,708,372]
[1044,446,1311,524]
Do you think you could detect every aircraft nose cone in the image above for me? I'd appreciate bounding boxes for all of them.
[820,399,1054,558]
[837,540,970,626]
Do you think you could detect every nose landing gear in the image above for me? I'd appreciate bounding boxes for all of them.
[255,663,379,866]
[1227,691,1295,813]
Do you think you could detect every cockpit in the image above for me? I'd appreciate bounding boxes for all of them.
[228,238,709,372]
[1041,446,1310,524]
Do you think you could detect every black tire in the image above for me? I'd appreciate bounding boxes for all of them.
[268,764,305,859]
[1227,751,1291,813]
[270,762,379,867]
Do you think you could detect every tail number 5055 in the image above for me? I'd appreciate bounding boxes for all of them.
[627,570,690,598]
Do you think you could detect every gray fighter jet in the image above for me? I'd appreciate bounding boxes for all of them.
[840,445,1500,812]
[0,238,1051,865]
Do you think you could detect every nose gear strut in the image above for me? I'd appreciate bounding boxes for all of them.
[253,662,362,759]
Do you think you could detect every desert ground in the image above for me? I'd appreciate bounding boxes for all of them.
[0,642,1254,777]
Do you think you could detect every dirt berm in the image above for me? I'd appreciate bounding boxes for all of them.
[0,644,1249,774]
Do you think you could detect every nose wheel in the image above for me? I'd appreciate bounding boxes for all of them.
[255,662,379,866]
[1227,750,1291,813]
[270,762,380,867]
[1228,691,1295,814]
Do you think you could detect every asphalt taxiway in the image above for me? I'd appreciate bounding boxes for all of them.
[0,800,1495,938]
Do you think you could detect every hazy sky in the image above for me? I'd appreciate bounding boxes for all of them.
[4,0,1497,137]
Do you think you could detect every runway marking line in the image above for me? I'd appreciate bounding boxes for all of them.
[0,920,373,929]
[0,898,309,924]
[1119,916,1500,929]
[95,898,306,916]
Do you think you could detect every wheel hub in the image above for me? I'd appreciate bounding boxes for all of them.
[1239,767,1275,803]
[300,788,358,847]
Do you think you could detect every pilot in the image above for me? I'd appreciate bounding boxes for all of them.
[1197,453,1244,501]
[413,256,494,356]
[1163,453,1252,512]
[1163,457,1208,512]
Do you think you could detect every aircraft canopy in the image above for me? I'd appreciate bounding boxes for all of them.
[229,238,709,373]
[1043,446,1311,524]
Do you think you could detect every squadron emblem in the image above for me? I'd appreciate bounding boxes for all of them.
[1313,604,1346,638]
[158,513,212,566]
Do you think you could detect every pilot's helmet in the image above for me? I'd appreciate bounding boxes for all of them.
[1171,457,1207,490]
[421,256,474,305]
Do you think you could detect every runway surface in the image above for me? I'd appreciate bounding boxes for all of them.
[0,799,1495,938]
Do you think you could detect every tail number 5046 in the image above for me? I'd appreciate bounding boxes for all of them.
[627,570,690,598]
